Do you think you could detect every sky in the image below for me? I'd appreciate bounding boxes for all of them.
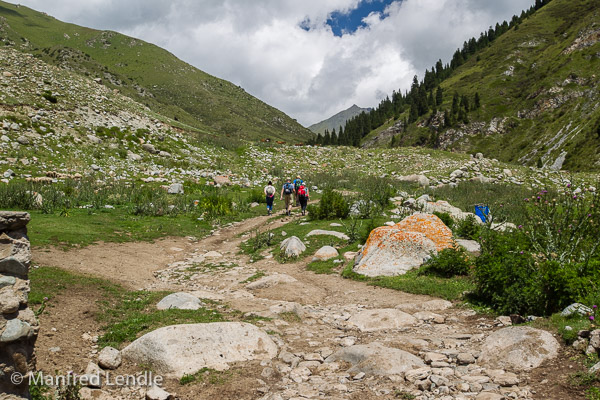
[7,0,530,126]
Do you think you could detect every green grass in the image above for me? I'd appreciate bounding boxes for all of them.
[179,367,235,386]
[240,270,266,283]
[341,262,474,301]
[27,208,211,248]
[531,313,598,344]
[29,266,225,349]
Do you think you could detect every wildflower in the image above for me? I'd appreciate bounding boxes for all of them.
[591,315,595,321]
[567,183,571,188]
[594,305,598,309]
[43,297,48,301]
[519,251,524,254]
[518,225,523,229]
[573,195,577,199]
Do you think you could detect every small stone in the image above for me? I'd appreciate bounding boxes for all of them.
[146,385,173,400]
[98,346,122,370]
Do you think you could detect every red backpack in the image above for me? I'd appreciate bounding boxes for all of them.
[298,185,307,196]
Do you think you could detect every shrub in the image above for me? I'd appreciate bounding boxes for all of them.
[433,211,454,229]
[42,90,57,103]
[455,215,481,239]
[307,189,349,220]
[419,246,471,278]
[521,184,600,266]
[248,188,265,204]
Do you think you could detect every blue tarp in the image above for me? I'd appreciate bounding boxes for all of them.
[475,205,489,223]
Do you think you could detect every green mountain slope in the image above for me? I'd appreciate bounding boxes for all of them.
[366,0,600,171]
[0,1,313,143]
[308,104,371,135]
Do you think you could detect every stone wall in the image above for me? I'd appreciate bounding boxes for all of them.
[0,211,38,398]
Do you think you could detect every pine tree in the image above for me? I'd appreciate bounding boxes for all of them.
[409,103,419,123]
[444,109,451,128]
[436,86,443,106]
[474,92,481,109]
[451,92,459,115]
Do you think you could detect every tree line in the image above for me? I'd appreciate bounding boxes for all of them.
[309,0,552,147]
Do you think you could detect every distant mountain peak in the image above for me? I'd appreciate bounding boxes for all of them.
[308,104,371,135]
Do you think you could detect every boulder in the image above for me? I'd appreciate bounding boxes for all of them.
[312,246,339,261]
[213,175,232,186]
[396,299,453,312]
[561,303,592,317]
[306,230,349,241]
[456,239,481,255]
[353,214,453,277]
[397,174,430,188]
[280,236,306,258]
[145,386,173,400]
[156,292,203,310]
[167,183,184,194]
[325,343,425,376]
[98,346,122,370]
[142,143,158,154]
[121,322,278,378]
[421,200,480,222]
[347,309,417,332]
[479,326,559,371]
[245,274,297,290]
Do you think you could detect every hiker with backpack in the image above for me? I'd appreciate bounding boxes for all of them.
[293,175,303,206]
[280,177,295,216]
[297,182,310,216]
[264,180,276,215]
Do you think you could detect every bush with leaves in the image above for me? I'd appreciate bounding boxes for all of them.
[419,246,471,278]
[433,212,454,229]
[455,214,481,239]
[307,189,349,220]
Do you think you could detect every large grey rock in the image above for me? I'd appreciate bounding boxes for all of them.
[397,174,430,188]
[347,309,417,332]
[325,343,425,376]
[396,299,453,312]
[98,346,122,370]
[156,292,203,310]
[312,246,339,261]
[87,134,102,144]
[421,200,479,222]
[142,143,158,154]
[0,287,20,314]
[146,385,173,400]
[560,303,592,317]
[0,257,28,278]
[479,326,559,371]
[213,175,232,186]
[0,275,17,289]
[280,236,306,258]
[0,319,31,342]
[121,322,278,378]
[245,274,297,290]
[167,183,184,195]
[306,230,349,241]
[456,239,481,255]
[0,212,30,231]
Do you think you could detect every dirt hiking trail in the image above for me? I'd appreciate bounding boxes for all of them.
[32,212,583,400]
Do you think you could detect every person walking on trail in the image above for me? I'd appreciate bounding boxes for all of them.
[293,175,303,206]
[264,180,276,215]
[297,182,309,216]
[280,177,295,216]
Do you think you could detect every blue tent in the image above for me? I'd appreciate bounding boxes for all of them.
[475,205,489,223]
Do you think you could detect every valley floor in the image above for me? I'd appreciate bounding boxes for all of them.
[32,211,589,400]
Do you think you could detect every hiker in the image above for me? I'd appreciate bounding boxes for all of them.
[280,177,295,216]
[293,175,303,206]
[297,182,310,216]
[264,180,276,215]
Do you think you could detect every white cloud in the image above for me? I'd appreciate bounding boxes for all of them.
[7,0,529,126]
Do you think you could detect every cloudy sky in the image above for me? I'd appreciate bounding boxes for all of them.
[8,0,529,126]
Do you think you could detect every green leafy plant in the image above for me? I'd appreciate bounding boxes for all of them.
[419,246,471,278]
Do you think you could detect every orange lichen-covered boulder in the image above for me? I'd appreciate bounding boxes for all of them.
[353,214,454,277]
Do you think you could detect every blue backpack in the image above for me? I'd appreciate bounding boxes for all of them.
[283,183,294,194]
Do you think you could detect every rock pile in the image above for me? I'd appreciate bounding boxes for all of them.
[0,211,38,398]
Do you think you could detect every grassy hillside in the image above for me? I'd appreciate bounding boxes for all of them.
[0,1,313,143]
[308,104,371,135]
[368,0,600,171]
